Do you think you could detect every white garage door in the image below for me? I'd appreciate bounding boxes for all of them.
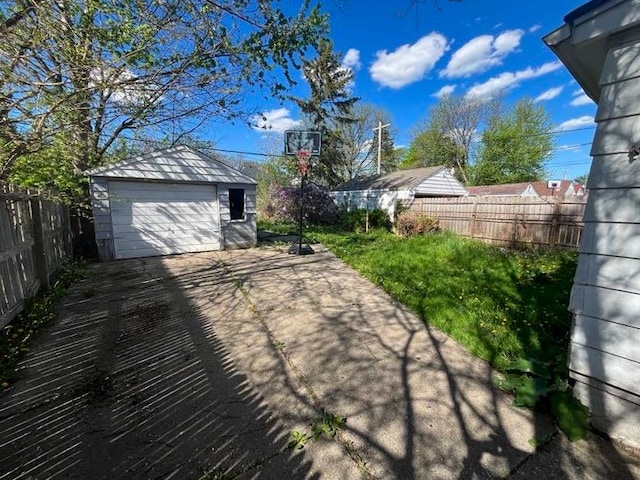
[109,181,221,259]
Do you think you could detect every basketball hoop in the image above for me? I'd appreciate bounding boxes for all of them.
[296,150,311,176]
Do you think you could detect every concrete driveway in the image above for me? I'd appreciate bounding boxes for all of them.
[0,245,638,479]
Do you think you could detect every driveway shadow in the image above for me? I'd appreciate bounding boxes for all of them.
[0,256,317,479]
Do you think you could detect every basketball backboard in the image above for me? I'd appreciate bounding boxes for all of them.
[284,130,321,156]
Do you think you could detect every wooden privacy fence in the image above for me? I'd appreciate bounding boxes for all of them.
[0,183,73,328]
[410,196,587,248]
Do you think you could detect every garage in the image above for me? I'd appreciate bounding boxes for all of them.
[109,181,220,260]
[88,146,257,261]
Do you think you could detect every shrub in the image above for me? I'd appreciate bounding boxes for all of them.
[396,211,439,237]
[264,183,338,225]
[338,208,391,232]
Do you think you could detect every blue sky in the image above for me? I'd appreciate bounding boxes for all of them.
[213,0,596,181]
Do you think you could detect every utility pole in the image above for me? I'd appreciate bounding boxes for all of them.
[373,121,390,174]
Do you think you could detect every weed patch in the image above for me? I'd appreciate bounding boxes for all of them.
[288,410,347,450]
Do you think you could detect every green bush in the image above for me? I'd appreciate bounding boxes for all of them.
[395,211,439,237]
[338,208,390,232]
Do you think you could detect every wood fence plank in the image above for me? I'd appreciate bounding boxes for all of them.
[410,195,586,248]
[0,183,72,327]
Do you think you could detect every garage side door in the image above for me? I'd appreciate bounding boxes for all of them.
[109,181,220,259]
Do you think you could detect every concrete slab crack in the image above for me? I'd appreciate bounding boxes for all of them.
[215,256,375,479]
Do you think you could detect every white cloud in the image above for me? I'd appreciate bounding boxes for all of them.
[370,33,449,89]
[570,89,594,106]
[466,61,562,98]
[440,29,524,78]
[433,84,456,98]
[556,116,594,131]
[251,108,301,134]
[529,24,542,33]
[557,144,584,152]
[535,86,563,102]
[342,48,361,71]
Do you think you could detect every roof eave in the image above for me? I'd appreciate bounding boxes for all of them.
[543,0,640,105]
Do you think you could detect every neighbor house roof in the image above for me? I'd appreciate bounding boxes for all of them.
[468,180,585,197]
[87,145,257,184]
[466,182,532,196]
[332,167,446,192]
[530,180,581,196]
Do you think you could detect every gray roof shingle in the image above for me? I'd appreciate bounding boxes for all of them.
[333,167,446,192]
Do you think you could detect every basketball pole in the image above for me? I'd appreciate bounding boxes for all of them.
[298,172,305,254]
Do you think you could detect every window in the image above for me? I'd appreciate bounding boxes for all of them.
[229,188,245,220]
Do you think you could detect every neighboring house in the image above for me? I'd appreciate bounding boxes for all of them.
[545,0,640,448]
[467,180,585,197]
[88,146,257,261]
[467,182,538,197]
[331,167,468,219]
[531,180,585,197]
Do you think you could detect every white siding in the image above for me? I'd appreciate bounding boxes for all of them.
[571,0,640,44]
[330,189,412,220]
[220,184,257,249]
[109,181,221,259]
[567,26,640,447]
[413,169,468,196]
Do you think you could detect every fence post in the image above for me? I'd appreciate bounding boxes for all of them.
[470,196,478,238]
[61,205,73,258]
[30,196,50,290]
[550,197,560,247]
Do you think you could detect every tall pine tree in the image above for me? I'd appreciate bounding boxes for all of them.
[292,40,359,187]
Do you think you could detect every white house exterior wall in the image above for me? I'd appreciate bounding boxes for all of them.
[413,169,468,196]
[567,28,640,448]
[331,189,412,220]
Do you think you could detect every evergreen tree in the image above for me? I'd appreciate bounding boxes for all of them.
[292,40,359,187]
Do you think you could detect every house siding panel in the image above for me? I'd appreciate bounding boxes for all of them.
[565,27,640,447]
[583,187,640,222]
[572,1,640,45]
[590,113,640,155]
[572,380,640,448]
[596,76,640,120]
[570,344,640,395]
[600,39,640,85]
[90,178,113,241]
[588,153,640,188]
[572,314,640,362]
[413,170,468,196]
[578,221,640,258]
[573,253,640,294]
[570,285,640,327]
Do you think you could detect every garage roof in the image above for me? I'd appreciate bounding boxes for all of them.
[88,146,257,184]
[333,167,446,192]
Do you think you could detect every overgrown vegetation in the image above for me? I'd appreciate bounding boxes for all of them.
[395,211,439,237]
[288,410,347,450]
[337,208,390,232]
[303,227,587,439]
[0,262,88,390]
[261,183,338,225]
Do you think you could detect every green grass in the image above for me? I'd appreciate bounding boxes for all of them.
[306,228,577,373]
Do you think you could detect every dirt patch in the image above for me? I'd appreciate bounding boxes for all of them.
[73,368,114,405]
[122,302,170,333]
